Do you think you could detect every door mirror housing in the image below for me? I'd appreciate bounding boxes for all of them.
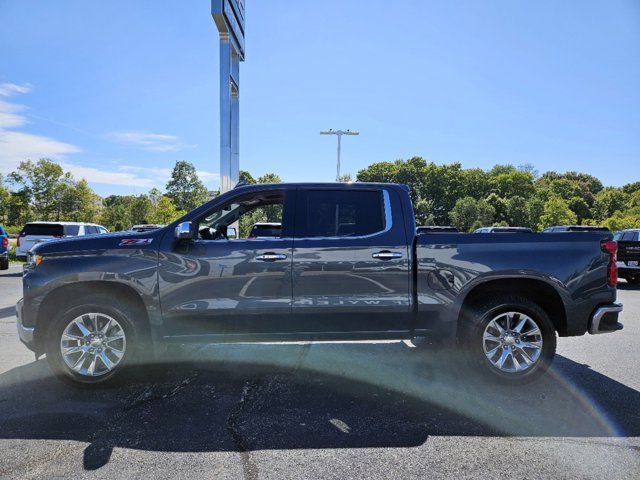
[174,222,193,240]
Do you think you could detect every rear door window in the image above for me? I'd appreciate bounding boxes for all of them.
[84,226,99,235]
[249,225,282,238]
[22,224,64,237]
[64,225,81,236]
[297,190,386,238]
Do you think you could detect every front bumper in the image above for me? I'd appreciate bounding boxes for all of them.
[16,298,35,351]
[588,303,623,335]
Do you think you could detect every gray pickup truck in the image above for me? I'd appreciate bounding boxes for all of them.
[16,183,623,386]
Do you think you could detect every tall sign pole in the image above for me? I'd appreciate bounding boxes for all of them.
[212,1,245,194]
[320,129,359,181]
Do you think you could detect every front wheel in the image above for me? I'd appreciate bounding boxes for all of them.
[45,296,142,386]
[460,295,557,384]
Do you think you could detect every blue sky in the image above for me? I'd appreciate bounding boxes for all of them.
[1,0,638,196]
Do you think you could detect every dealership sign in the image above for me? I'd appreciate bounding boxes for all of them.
[211,0,245,194]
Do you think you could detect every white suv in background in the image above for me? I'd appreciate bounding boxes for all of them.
[15,222,109,261]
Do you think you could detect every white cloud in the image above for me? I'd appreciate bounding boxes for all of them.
[0,130,81,172]
[0,99,27,128]
[58,163,220,188]
[0,82,32,97]
[107,131,193,152]
[0,85,81,173]
[59,162,156,188]
[0,82,217,191]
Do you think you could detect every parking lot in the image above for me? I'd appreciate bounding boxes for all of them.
[0,264,639,479]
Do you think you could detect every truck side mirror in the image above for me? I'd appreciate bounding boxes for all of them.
[174,222,193,240]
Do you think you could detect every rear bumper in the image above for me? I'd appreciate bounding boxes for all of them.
[588,303,623,335]
[0,251,8,260]
[16,298,35,351]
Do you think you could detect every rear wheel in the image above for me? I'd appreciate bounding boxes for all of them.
[460,295,557,384]
[0,258,8,270]
[45,296,143,386]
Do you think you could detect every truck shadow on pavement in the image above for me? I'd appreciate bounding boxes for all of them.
[0,343,638,472]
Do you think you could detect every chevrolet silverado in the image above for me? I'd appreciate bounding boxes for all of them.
[16,183,623,386]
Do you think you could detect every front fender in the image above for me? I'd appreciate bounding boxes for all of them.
[23,248,160,333]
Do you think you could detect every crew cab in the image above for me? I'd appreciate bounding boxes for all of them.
[614,229,640,285]
[16,183,623,386]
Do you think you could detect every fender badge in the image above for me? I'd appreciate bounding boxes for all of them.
[119,238,153,246]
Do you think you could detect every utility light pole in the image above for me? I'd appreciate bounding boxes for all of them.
[320,129,359,182]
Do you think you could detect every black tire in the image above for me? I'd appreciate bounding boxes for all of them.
[44,294,144,387]
[459,295,557,384]
[0,258,8,270]
[626,275,640,286]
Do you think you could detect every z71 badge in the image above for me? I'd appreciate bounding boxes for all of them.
[119,238,153,246]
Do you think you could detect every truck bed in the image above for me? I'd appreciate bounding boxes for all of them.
[414,232,615,337]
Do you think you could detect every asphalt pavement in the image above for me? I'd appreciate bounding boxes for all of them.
[0,264,638,479]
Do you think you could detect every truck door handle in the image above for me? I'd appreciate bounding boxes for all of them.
[256,253,287,262]
[372,251,402,260]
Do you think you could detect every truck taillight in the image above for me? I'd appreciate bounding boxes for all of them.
[1,237,7,249]
[16,236,20,247]
[601,240,618,287]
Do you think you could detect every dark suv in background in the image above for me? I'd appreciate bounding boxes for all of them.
[0,225,9,270]
[615,229,640,285]
[543,225,610,233]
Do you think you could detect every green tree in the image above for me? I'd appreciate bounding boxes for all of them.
[449,197,479,232]
[256,172,282,184]
[506,196,528,227]
[526,197,545,231]
[59,179,101,222]
[622,181,640,196]
[0,180,10,224]
[490,170,535,199]
[460,168,491,199]
[485,193,508,223]
[130,195,153,225]
[356,161,398,184]
[628,190,640,209]
[150,196,184,224]
[239,170,256,185]
[476,199,496,226]
[100,195,135,231]
[568,196,591,224]
[538,196,577,229]
[594,188,628,221]
[8,158,73,221]
[165,160,208,212]
[414,198,435,225]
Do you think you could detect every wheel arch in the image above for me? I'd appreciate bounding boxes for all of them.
[34,281,152,353]
[455,277,568,338]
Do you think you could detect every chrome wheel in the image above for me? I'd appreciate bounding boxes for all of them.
[482,311,543,373]
[60,313,126,377]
